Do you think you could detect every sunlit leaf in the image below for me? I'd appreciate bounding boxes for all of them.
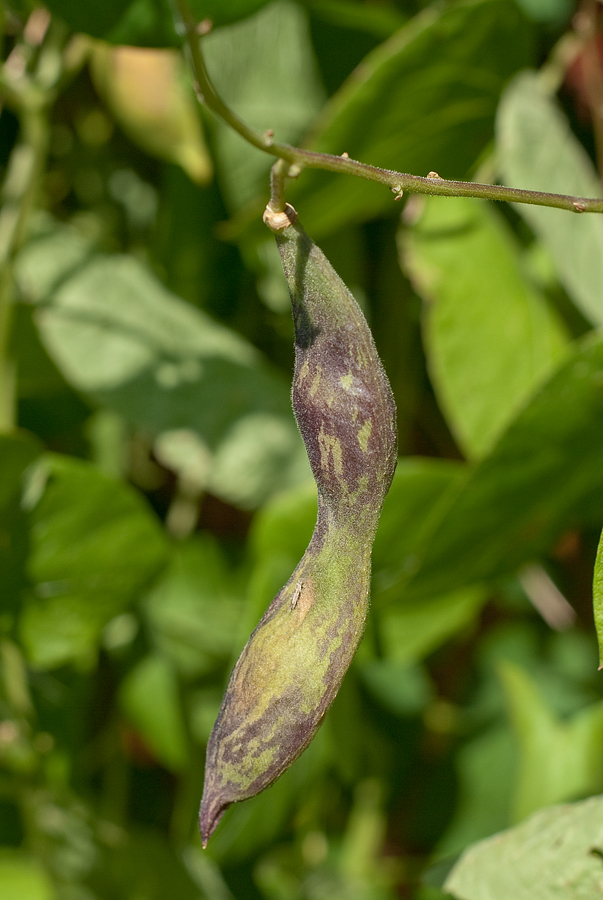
[401,196,568,458]
[496,70,603,325]
[203,0,325,210]
[0,851,55,900]
[445,795,603,900]
[500,661,603,821]
[15,229,309,509]
[593,529,603,668]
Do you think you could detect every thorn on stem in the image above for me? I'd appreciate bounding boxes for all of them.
[427,171,441,179]
[391,184,404,200]
[341,151,349,158]
[573,200,587,212]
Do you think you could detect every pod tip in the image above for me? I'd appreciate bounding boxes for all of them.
[199,790,229,849]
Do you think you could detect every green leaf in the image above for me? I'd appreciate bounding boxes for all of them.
[379,586,488,665]
[0,851,54,900]
[43,0,133,39]
[593,529,603,668]
[496,71,603,325]
[359,660,433,715]
[203,0,325,210]
[373,457,466,597]
[289,0,532,237]
[142,535,244,678]
[190,0,275,26]
[401,197,569,459]
[16,230,308,508]
[445,795,603,900]
[20,455,168,669]
[499,661,603,822]
[387,334,603,603]
[119,654,189,771]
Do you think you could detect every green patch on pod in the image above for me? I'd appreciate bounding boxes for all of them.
[199,204,396,846]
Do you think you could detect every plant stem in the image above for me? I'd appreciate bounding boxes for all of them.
[176,0,603,215]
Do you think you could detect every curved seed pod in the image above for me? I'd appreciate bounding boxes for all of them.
[199,204,397,847]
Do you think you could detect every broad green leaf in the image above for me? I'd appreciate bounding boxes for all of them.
[379,586,487,665]
[445,795,603,900]
[496,71,603,325]
[359,660,433,715]
[43,0,133,38]
[143,535,244,678]
[373,457,466,597]
[119,654,189,771]
[190,0,274,27]
[307,0,406,37]
[0,851,54,900]
[387,334,603,603]
[16,229,308,509]
[593,529,603,667]
[20,455,168,669]
[90,44,212,184]
[288,0,532,237]
[500,661,603,822]
[401,197,569,458]
[203,0,325,211]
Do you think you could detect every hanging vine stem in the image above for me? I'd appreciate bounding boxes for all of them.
[175,0,603,216]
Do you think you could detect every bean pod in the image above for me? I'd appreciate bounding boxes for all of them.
[199,204,397,846]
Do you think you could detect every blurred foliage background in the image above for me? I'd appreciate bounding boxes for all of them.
[1,0,603,897]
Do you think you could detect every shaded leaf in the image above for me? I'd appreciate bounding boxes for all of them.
[445,794,603,900]
[119,654,189,771]
[143,535,244,678]
[289,0,532,237]
[373,457,466,597]
[20,455,168,668]
[43,0,133,38]
[401,197,568,458]
[379,586,487,665]
[386,334,603,603]
[496,70,603,325]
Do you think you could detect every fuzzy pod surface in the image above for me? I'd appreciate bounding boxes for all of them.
[199,204,397,846]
